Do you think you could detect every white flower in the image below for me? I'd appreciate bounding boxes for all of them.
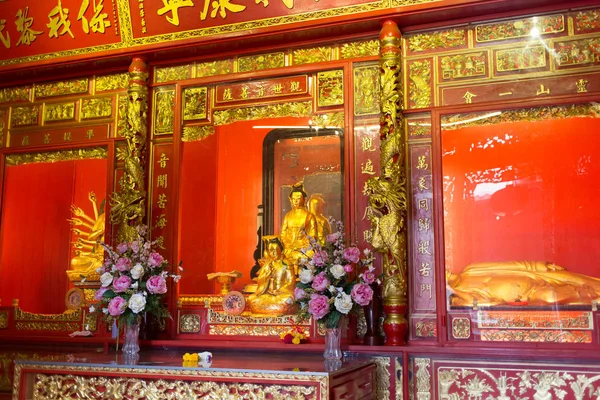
[131,282,139,289]
[95,267,103,274]
[330,264,345,279]
[102,307,109,314]
[128,293,147,314]
[299,268,314,284]
[100,272,114,287]
[88,305,95,313]
[131,263,145,280]
[334,292,353,314]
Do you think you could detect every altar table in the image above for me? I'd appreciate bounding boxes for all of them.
[13,350,376,399]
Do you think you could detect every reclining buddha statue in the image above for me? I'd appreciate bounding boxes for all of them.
[247,236,296,316]
[447,261,600,307]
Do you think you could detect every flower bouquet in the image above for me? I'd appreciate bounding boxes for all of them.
[88,225,181,352]
[280,324,308,345]
[294,218,377,330]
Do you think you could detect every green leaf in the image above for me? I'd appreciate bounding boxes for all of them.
[103,289,116,298]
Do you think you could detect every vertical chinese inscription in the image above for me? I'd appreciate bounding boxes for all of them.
[317,70,344,107]
[411,145,435,311]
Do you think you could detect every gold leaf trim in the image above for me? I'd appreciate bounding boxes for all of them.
[213,101,312,126]
[5,147,108,166]
[407,28,466,53]
[14,307,81,322]
[16,322,81,331]
[34,79,89,99]
[182,125,215,142]
[207,309,309,325]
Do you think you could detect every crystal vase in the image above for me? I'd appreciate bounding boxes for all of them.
[323,326,342,360]
[122,322,140,356]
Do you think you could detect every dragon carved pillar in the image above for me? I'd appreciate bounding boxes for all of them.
[110,57,149,244]
[365,21,408,345]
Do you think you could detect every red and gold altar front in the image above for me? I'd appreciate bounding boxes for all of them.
[2,0,600,398]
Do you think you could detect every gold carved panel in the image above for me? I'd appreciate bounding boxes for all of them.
[407,28,467,53]
[81,98,113,119]
[154,65,192,84]
[196,59,234,78]
[43,102,76,123]
[341,39,379,59]
[408,59,432,109]
[5,147,108,166]
[0,312,7,329]
[154,90,175,135]
[182,126,215,142]
[95,73,129,92]
[34,78,89,99]
[440,52,487,81]
[0,86,30,104]
[117,95,128,137]
[183,87,208,121]
[353,65,380,116]
[238,52,285,73]
[84,313,97,332]
[11,106,39,127]
[213,101,312,126]
[475,14,564,43]
[179,314,201,333]
[292,46,333,65]
[555,37,600,67]
[574,10,600,34]
[16,322,80,331]
[451,318,471,339]
[372,357,391,400]
[317,70,344,107]
[495,45,547,73]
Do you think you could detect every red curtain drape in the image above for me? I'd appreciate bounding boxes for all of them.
[0,159,107,314]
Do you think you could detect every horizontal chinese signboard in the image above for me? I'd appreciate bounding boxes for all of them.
[215,75,308,104]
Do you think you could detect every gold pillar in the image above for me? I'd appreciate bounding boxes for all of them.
[110,57,149,244]
[365,20,408,345]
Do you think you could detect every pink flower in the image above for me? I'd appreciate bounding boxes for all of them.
[116,243,128,254]
[115,258,131,272]
[147,275,167,294]
[326,232,341,243]
[311,273,330,292]
[308,294,330,320]
[351,283,374,306]
[107,296,127,316]
[294,287,306,300]
[148,252,164,267]
[312,250,328,266]
[343,264,353,273]
[94,287,108,300]
[362,271,376,285]
[131,241,140,253]
[113,275,132,292]
[343,247,361,263]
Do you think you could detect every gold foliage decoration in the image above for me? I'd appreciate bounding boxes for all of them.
[408,60,432,109]
[407,29,466,52]
[292,46,333,65]
[213,101,312,126]
[341,40,380,59]
[317,70,344,107]
[196,59,234,78]
[0,86,30,104]
[354,65,381,116]
[5,147,108,166]
[95,73,129,92]
[34,79,89,98]
[154,65,192,84]
[82,98,113,119]
[238,52,285,72]
[182,125,215,142]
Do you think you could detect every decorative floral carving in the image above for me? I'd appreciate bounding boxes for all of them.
[11,106,39,127]
[415,358,431,398]
[372,357,391,400]
[5,147,107,166]
[407,29,466,53]
[452,317,471,339]
[35,79,88,98]
[0,86,30,103]
[82,98,113,119]
[341,40,379,59]
[440,52,487,80]
[0,313,7,329]
[182,126,215,142]
[574,10,600,33]
[476,15,564,42]
[183,87,208,121]
[293,46,332,65]
[95,73,129,92]
[154,65,192,84]
[480,330,591,343]
[44,102,75,122]
[154,90,175,135]
[555,37,600,66]
[180,314,201,333]
[238,52,285,72]
[317,70,344,107]
[213,101,312,126]
[196,59,234,78]
[354,65,380,116]
[496,46,546,72]
[408,60,431,109]
[415,320,436,337]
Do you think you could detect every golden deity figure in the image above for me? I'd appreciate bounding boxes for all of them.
[248,236,296,316]
[67,192,105,282]
[280,183,317,267]
[447,261,600,307]
[308,193,331,245]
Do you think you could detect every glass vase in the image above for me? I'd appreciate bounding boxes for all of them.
[122,322,140,356]
[323,326,342,360]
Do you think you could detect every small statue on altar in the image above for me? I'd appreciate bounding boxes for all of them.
[67,192,105,282]
[308,193,331,245]
[447,260,600,307]
[247,236,295,316]
[280,182,317,267]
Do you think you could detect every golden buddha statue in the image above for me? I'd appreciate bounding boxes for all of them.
[308,193,331,245]
[67,192,105,282]
[247,236,295,316]
[280,183,317,267]
[447,261,600,307]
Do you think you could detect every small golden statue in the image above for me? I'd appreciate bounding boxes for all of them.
[247,236,295,316]
[308,193,331,245]
[280,182,317,267]
[67,192,105,282]
[447,261,600,307]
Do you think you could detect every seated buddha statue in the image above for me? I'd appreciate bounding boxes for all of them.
[280,183,317,267]
[308,193,331,245]
[67,192,105,282]
[447,260,600,307]
[247,236,295,316]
